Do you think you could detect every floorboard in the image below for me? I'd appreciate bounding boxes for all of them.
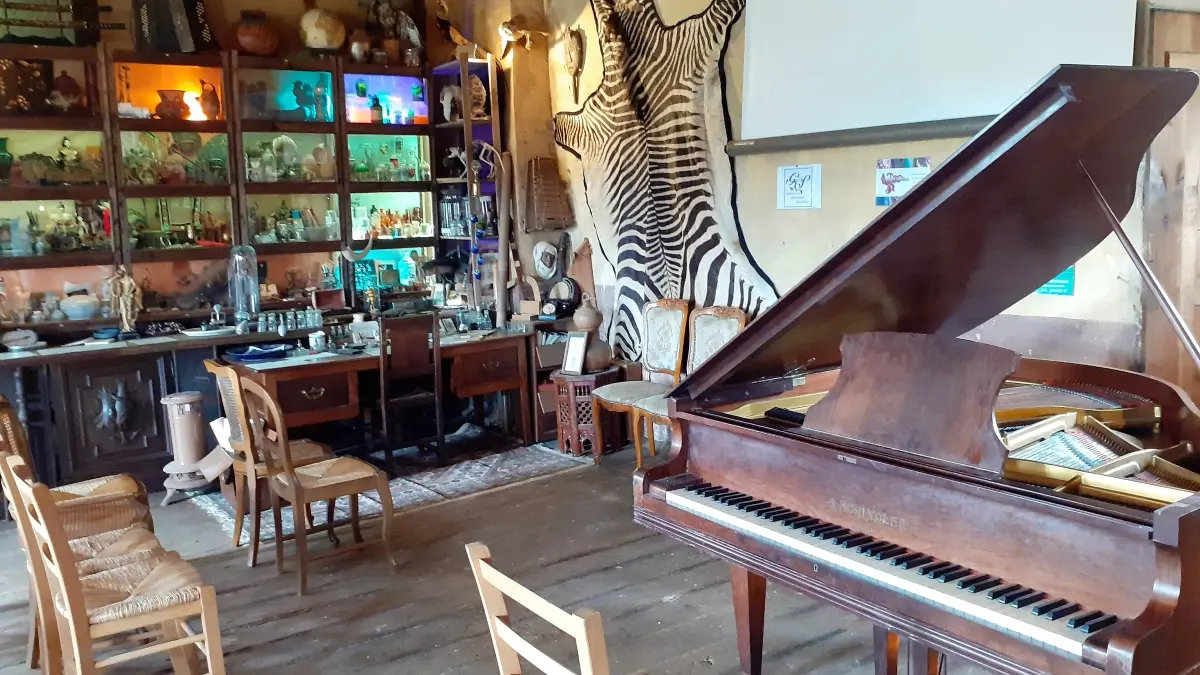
[0,448,986,674]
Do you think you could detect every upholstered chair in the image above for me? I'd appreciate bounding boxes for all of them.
[590,298,689,468]
[632,306,747,455]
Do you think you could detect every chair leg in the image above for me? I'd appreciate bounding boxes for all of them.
[325,499,340,547]
[270,489,285,574]
[163,619,200,675]
[26,579,39,669]
[378,474,397,567]
[631,410,644,469]
[591,396,605,465]
[350,493,364,544]
[647,415,658,457]
[246,476,260,568]
[231,470,246,548]
[292,501,309,596]
[199,585,227,675]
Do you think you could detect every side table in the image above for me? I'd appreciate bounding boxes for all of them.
[551,367,621,462]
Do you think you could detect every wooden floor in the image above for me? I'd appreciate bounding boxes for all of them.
[0,449,980,674]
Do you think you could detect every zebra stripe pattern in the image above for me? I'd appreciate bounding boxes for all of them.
[555,0,777,360]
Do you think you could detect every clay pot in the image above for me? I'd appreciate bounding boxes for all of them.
[236,10,279,56]
[348,29,371,64]
[573,292,602,332]
[155,90,189,120]
[585,338,613,373]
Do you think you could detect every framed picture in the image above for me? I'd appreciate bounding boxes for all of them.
[439,318,457,334]
[561,330,590,375]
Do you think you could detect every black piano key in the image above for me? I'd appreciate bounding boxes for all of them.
[796,519,825,532]
[999,588,1036,604]
[744,503,775,515]
[759,507,789,519]
[831,531,864,545]
[858,541,891,555]
[806,523,839,536]
[955,574,988,588]
[938,568,972,584]
[960,577,1001,593]
[987,584,1021,600]
[737,500,770,512]
[918,561,952,577]
[891,552,925,567]
[1067,611,1103,629]
[712,491,741,503]
[1011,592,1047,608]
[697,486,727,497]
[896,555,934,570]
[874,546,906,561]
[768,510,798,522]
[723,495,753,506]
[1080,615,1118,634]
[1031,599,1067,617]
[780,515,809,527]
[817,527,851,541]
[930,564,964,581]
[687,482,711,492]
[839,534,873,549]
[1047,603,1082,621]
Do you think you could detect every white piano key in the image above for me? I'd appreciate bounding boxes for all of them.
[666,489,1089,659]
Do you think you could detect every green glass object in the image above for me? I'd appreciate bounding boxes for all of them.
[355,79,367,98]
[0,137,13,182]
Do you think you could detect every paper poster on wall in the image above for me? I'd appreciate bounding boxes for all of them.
[777,164,822,209]
[876,157,931,206]
[1036,266,1076,296]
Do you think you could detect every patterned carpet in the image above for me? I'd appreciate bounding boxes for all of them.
[191,443,590,543]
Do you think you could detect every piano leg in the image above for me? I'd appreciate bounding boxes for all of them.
[874,626,898,675]
[730,564,766,675]
[908,642,941,675]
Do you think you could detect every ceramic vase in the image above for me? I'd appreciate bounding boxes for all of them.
[573,293,602,332]
[155,90,189,120]
[0,138,14,182]
[585,338,613,373]
[199,80,221,120]
[235,10,279,56]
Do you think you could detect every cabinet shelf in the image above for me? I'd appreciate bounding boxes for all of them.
[351,237,435,250]
[345,122,428,136]
[244,181,339,196]
[434,117,492,129]
[0,185,110,202]
[348,181,432,194]
[343,63,423,78]
[131,247,231,263]
[0,250,114,271]
[122,184,232,199]
[0,116,103,131]
[240,120,336,134]
[253,241,341,255]
[436,177,494,185]
[117,118,229,134]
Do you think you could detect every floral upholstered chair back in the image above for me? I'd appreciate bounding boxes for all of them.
[688,307,747,374]
[641,298,690,385]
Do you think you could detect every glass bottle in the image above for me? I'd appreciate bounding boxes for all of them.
[370,96,383,123]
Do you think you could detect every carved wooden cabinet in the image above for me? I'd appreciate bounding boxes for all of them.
[52,356,172,490]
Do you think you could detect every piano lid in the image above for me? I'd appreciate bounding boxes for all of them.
[674,65,1199,405]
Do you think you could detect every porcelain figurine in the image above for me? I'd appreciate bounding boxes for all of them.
[439,84,461,122]
[199,80,221,120]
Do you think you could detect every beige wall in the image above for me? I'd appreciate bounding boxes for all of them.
[542,0,1145,338]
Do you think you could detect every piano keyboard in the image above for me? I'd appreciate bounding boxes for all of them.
[667,483,1122,661]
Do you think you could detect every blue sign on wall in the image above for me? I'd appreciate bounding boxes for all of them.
[1036,266,1075,296]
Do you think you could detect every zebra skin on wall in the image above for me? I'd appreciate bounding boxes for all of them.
[554,0,778,360]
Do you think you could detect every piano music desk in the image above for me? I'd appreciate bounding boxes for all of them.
[230,331,534,445]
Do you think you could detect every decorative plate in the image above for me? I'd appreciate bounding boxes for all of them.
[181,326,238,338]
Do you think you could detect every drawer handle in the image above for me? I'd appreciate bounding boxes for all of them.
[481,360,503,372]
[300,387,326,401]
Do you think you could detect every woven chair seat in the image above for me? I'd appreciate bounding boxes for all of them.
[68,524,161,564]
[276,457,378,491]
[50,474,146,501]
[592,381,669,406]
[56,550,203,625]
[237,439,332,475]
[10,494,151,541]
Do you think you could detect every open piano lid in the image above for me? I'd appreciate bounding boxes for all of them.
[674,65,1199,407]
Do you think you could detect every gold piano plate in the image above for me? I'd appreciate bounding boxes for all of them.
[1003,458,1194,510]
[722,391,828,420]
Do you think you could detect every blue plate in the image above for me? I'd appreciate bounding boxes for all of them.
[226,344,294,362]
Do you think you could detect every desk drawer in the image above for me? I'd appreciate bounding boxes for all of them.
[452,347,521,396]
[277,373,352,414]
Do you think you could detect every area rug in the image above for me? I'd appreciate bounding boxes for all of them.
[191,443,589,544]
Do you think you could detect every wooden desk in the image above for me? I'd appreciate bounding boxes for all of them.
[230,331,534,445]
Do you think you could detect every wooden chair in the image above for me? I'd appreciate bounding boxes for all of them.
[3,452,227,675]
[0,451,166,675]
[204,359,334,567]
[590,298,689,468]
[376,314,445,471]
[240,378,396,596]
[632,306,747,453]
[466,542,610,675]
[0,396,152,539]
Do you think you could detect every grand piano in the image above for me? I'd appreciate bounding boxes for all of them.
[633,65,1200,675]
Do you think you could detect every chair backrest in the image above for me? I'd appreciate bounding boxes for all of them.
[686,306,747,374]
[239,378,294,483]
[204,359,254,462]
[0,396,33,468]
[1,452,95,668]
[641,298,689,385]
[380,313,439,378]
[466,542,610,675]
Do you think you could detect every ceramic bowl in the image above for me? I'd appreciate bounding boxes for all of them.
[60,295,100,320]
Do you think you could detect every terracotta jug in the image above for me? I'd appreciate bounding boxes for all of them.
[235,10,279,56]
[573,292,602,332]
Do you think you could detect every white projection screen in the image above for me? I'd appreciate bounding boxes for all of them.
[740,0,1138,141]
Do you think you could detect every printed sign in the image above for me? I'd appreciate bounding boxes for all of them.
[777,164,822,210]
[876,157,932,206]
[1036,266,1076,296]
